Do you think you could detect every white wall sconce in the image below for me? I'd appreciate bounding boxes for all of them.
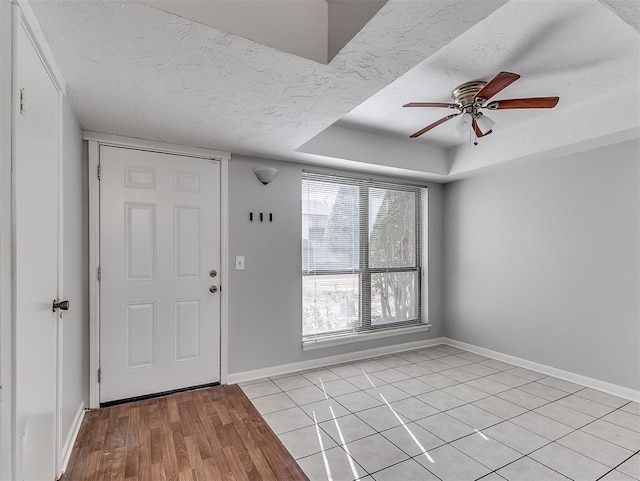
[253,167,278,185]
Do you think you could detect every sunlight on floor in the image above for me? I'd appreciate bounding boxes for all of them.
[312,411,334,481]
[378,393,435,464]
[244,345,640,481]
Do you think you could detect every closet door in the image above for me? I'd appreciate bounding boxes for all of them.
[14,18,60,481]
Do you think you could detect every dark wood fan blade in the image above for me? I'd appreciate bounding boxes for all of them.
[485,97,559,109]
[403,102,457,109]
[472,119,492,138]
[475,72,521,101]
[409,113,459,138]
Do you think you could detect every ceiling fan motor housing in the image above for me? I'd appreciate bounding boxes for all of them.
[452,80,487,112]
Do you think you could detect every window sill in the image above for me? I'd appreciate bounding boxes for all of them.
[302,323,431,351]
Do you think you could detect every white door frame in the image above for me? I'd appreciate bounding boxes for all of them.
[85,132,230,409]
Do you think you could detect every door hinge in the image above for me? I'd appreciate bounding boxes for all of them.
[98,368,101,383]
[19,88,26,116]
[97,266,101,282]
[97,164,101,180]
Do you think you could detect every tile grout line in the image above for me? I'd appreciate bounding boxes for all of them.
[480,390,638,480]
[305,360,554,478]
[594,448,640,481]
[435,386,584,480]
[252,347,624,479]
[243,345,638,481]
[267,347,502,477]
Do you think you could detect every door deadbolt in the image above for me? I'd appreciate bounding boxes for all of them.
[52,299,70,312]
[209,269,217,278]
[209,285,218,293]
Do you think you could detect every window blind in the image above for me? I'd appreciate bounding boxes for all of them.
[302,171,427,342]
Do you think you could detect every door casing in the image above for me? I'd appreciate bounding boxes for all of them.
[85,132,230,408]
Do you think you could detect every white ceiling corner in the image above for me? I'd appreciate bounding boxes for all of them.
[28,0,640,181]
[138,0,388,64]
[598,0,640,32]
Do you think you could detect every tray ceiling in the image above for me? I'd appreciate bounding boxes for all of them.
[29,0,640,180]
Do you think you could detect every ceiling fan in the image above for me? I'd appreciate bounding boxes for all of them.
[403,71,559,143]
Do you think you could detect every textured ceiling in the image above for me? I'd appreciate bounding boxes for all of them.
[137,0,388,64]
[327,0,639,148]
[29,0,640,180]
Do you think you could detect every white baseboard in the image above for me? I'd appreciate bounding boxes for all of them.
[444,338,640,402]
[60,402,85,476]
[227,337,446,384]
[228,335,640,402]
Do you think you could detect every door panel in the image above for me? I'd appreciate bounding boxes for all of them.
[14,20,59,481]
[100,146,221,403]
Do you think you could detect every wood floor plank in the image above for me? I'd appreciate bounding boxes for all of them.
[185,435,203,469]
[150,427,162,466]
[137,424,152,481]
[247,447,278,481]
[222,445,251,481]
[167,397,181,424]
[172,421,191,473]
[91,418,109,453]
[110,446,127,481]
[162,422,180,477]
[177,400,195,437]
[81,450,101,481]
[125,407,140,479]
[205,448,234,481]
[62,385,309,481]
[191,415,214,461]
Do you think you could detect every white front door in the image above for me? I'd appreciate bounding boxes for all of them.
[14,19,60,481]
[99,146,221,403]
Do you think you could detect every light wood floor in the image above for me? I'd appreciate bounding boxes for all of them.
[62,384,309,481]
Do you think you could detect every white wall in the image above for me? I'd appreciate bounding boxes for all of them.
[59,98,88,460]
[444,139,640,390]
[0,2,14,478]
[227,156,444,375]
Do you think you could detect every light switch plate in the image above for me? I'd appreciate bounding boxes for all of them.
[235,256,245,270]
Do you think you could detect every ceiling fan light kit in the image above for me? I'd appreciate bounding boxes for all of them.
[475,113,495,135]
[456,112,473,133]
[403,71,559,143]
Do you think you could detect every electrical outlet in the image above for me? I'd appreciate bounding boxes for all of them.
[235,256,245,270]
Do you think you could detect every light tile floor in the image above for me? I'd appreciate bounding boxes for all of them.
[240,345,640,481]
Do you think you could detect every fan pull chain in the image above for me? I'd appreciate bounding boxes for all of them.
[471,125,478,146]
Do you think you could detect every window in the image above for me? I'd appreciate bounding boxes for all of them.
[302,171,427,343]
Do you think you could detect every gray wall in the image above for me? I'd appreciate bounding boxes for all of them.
[444,139,640,390]
[227,156,444,374]
[60,99,89,443]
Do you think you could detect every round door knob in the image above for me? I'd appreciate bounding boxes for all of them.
[209,285,218,293]
[52,299,70,312]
